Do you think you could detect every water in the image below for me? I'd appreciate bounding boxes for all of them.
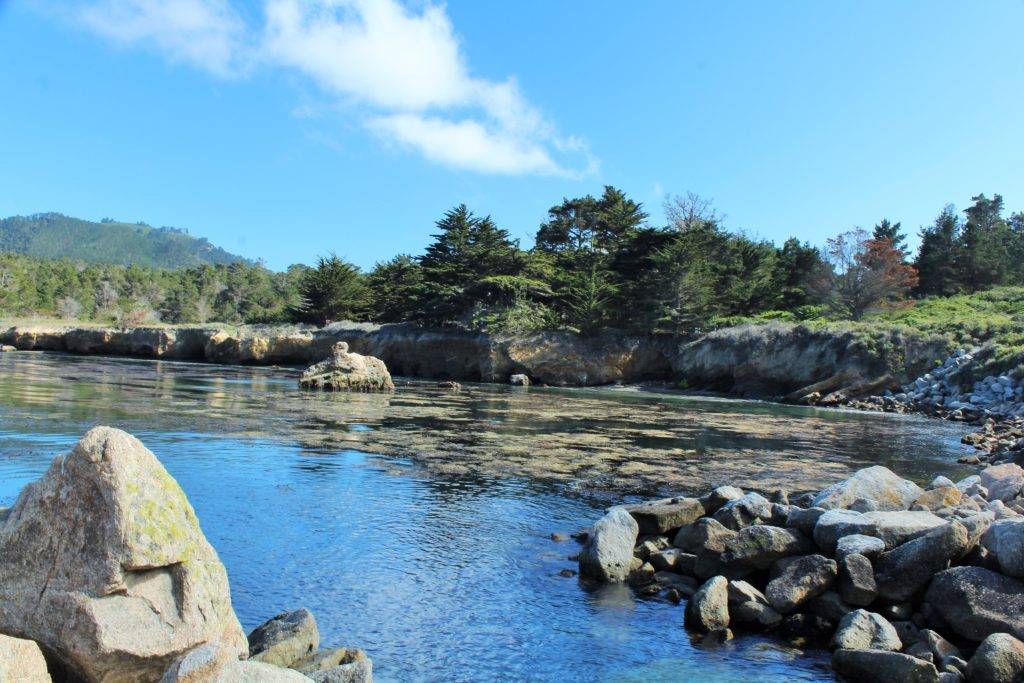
[0,352,977,681]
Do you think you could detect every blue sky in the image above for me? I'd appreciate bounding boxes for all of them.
[1,0,1022,271]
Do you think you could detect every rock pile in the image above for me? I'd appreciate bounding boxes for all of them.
[299,342,395,392]
[0,427,373,683]
[579,464,1024,682]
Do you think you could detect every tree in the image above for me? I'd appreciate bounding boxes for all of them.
[774,238,823,309]
[914,205,962,296]
[956,193,1013,291]
[292,254,367,326]
[818,229,918,320]
[366,255,422,323]
[872,219,908,258]
[415,205,522,327]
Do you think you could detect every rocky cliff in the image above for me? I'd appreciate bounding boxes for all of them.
[0,321,952,395]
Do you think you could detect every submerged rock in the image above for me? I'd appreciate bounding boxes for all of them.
[299,342,395,392]
[0,427,247,682]
[578,507,639,582]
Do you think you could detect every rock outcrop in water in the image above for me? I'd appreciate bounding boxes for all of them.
[580,463,1024,682]
[299,342,395,391]
[0,427,373,683]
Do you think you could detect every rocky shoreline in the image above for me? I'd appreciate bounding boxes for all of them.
[0,427,373,682]
[577,463,1024,682]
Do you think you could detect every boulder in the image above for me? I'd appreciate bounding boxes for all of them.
[765,554,837,613]
[830,609,902,651]
[712,492,772,530]
[809,590,855,623]
[579,507,639,582]
[732,601,782,629]
[874,521,970,602]
[914,486,963,511]
[0,427,247,682]
[673,518,736,555]
[699,485,744,514]
[832,649,939,682]
[308,660,373,683]
[685,576,730,632]
[785,506,826,536]
[812,466,923,511]
[248,609,319,667]
[299,342,395,391]
[0,634,51,682]
[920,629,961,669]
[924,567,1024,641]
[720,525,814,571]
[649,548,695,573]
[509,373,530,386]
[980,464,1024,503]
[291,647,369,676]
[624,497,704,535]
[813,509,946,553]
[966,633,1024,683]
[835,533,886,560]
[160,642,313,682]
[838,553,877,606]
[982,519,1024,577]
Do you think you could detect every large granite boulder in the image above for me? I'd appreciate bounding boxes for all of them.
[873,521,969,602]
[830,609,902,652]
[832,649,939,682]
[249,609,319,667]
[720,525,814,571]
[813,509,946,553]
[624,497,704,535]
[579,507,639,582]
[812,466,923,511]
[980,464,1024,503]
[924,566,1024,641]
[966,633,1024,683]
[765,554,837,613]
[685,576,730,632]
[299,342,395,392]
[982,519,1024,578]
[160,642,313,682]
[0,427,247,682]
[0,634,51,682]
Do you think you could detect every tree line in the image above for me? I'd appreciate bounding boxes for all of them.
[2,189,1022,333]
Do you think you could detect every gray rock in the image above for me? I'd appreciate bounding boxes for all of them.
[830,609,902,651]
[892,620,921,646]
[813,466,924,511]
[0,634,50,683]
[579,507,639,582]
[624,497,704,535]
[161,642,313,682]
[300,342,394,391]
[809,590,855,623]
[654,571,698,596]
[0,427,247,683]
[966,633,1024,683]
[732,600,782,629]
[249,609,320,668]
[874,521,970,602]
[765,554,837,613]
[649,548,695,573]
[839,553,877,606]
[924,566,1024,641]
[291,647,368,675]
[813,509,946,553]
[712,492,772,530]
[957,475,982,492]
[308,660,373,683]
[982,519,1024,577]
[685,576,730,632]
[673,517,736,554]
[981,464,1024,502]
[726,579,768,606]
[835,533,886,560]
[921,629,961,669]
[785,506,826,536]
[509,373,530,386]
[930,476,956,489]
[832,649,939,682]
[720,525,814,571]
[699,485,744,514]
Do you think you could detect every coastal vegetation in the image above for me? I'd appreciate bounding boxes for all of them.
[2,190,1023,345]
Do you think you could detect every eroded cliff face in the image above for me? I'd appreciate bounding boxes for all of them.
[0,321,951,394]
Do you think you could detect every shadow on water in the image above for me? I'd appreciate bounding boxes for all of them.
[0,351,979,681]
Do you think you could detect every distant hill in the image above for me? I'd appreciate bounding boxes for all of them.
[0,213,249,268]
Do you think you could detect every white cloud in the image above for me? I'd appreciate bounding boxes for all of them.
[74,0,247,77]
[59,0,595,176]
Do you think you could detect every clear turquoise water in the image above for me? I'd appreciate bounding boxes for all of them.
[0,352,976,681]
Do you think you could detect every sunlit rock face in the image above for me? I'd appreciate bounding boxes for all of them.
[0,427,247,682]
[299,342,395,392]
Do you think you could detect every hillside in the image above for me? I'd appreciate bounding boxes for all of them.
[0,213,248,268]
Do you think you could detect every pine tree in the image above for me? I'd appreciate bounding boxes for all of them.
[914,205,962,296]
[872,219,908,258]
[292,254,367,326]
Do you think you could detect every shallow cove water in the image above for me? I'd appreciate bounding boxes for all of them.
[0,352,978,681]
